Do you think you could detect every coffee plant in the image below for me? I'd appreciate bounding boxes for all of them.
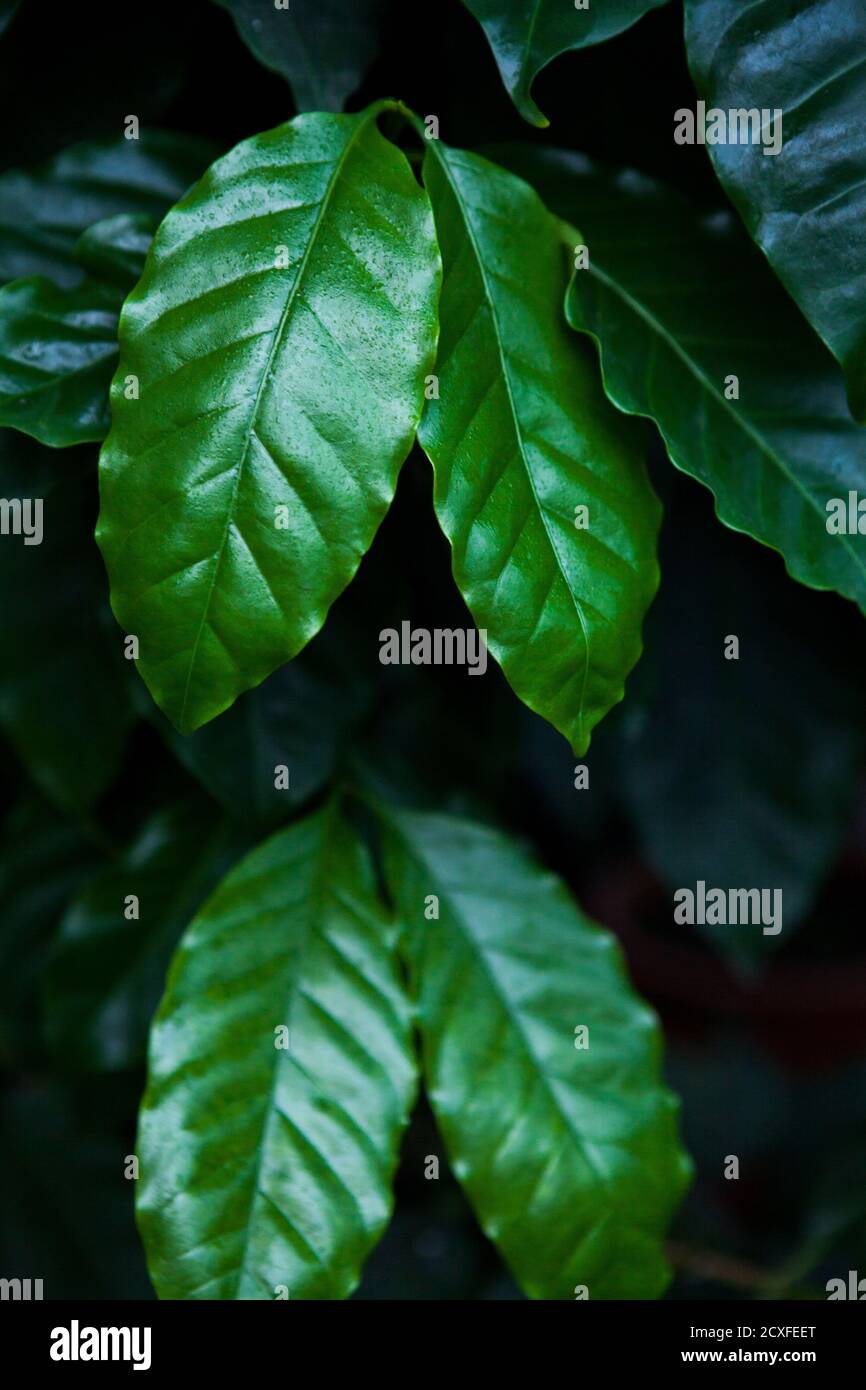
[1,0,865,1305]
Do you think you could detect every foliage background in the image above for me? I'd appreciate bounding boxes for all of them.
[1,0,865,1299]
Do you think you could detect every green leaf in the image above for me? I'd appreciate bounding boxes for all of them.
[0,214,153,446]
[498,147,866,614]
[380,806,691,1299]
[0,129,217,286]
[98,105,440,736]
[137,801,417,1299]
[213,0,389,112]
[416,141,660,755]
[0,432,134,811]
[613,483,866,962]
[685,0,866,422]
[44,799,250,1071]
[0,278,122,446]
[461,0,669,126]
[73,211,156,287]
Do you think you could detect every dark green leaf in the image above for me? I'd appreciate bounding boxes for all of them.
[685,0,866,421]
[498,147,866,614]
[98,105,440,735]
[0,793,99,1063]
[0,1084,151,1299]
[151,610,372,826]
[137,801,417,1299]
[461,0,669,125]
[613,484,866,961]
[0,214,153,446]
[0,432,134,811]
[73,211,156,287]
[380,806,691,1299]
[0,129,216,286]
[213,0,390,112]
[417,140,660,755]
[0,0,21,37]
[44,799,250,1071]
[0,276,123,444]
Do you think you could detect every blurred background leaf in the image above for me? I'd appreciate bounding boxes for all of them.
[0,430,135,814]
[145,602,373,829]
[0,130,215,286]
[612,478,866,965]
[0,793,99,1064]
[0,0,21,38]
[43,797,251,1072]
[0,213,154,446]
[0,1082,151,1299]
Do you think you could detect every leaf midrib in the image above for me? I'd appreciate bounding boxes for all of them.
[430,145,591,746]
[389,814,615,1209]
[176,113,373,730]
[232,808,338,1297]
[232,803,392,1299]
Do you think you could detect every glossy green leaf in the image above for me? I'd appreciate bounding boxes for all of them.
[213,0,389,112]
[0,432,133,811]
[44,800,249,1071]
[612,482,866,963]
[461,0,669,125]
[499,147,866,614]
[0,129,216,286]
[685,0,866,423]
[0,214,152,446]
[0,278,122,446]
[417,141,660,755]
[98,105,440,736]
[380,806,691,1299]
[137,801,417,1299]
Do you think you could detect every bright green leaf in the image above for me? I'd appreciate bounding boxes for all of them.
[685,0,866,422]
[461,0,669,125]
[498,147,866,614]
[213,0,389,112]
[137,801,417,1299]
[0,129,216,287]
[417,141,660,755]
[44,799,250,1071]
[98,105,440,735]
[380,806,691,1299]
